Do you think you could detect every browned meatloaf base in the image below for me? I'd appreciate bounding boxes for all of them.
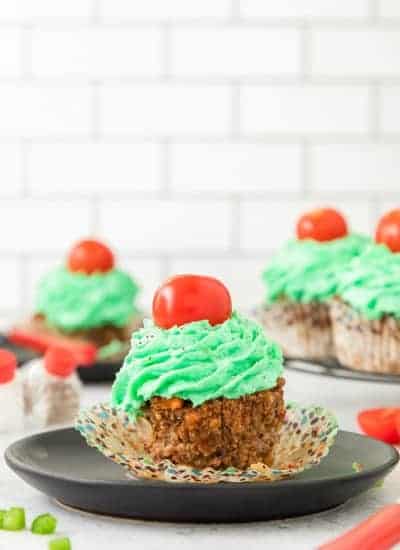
[14,314,142,362]
[30,313,142,348]
[259,299,333,360]
[142,377,285,470]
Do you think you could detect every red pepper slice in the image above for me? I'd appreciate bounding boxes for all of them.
[8,328,97,367]
[357,408,400,445]
[319,504,400,550]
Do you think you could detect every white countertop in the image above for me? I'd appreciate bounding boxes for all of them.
[0,370,399,550]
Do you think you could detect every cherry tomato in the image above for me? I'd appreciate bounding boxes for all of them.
[296,208,348,242]
[375,209,400,253]
[357,408,400,445]
[152,274,232,329]
[44,347,77,378]
[68,239,114,274]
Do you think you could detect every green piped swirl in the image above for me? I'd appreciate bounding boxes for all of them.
[111,312,284,418]
[337,244,400,320]
[262,234,370,304]
[36,267,139,331]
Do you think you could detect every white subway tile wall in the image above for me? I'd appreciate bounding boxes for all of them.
[0,1,399,317]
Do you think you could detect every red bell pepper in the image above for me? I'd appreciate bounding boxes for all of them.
[319,504,400,550]
[8,328,97,366]
[357,408,400,445]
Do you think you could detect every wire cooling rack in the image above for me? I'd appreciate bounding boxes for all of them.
[285,358,400,384]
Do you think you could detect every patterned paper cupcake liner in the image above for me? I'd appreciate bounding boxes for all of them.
[76,401,338,484]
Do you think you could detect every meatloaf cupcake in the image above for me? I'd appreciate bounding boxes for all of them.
[112,275,285,470]
[78,274,339,484]
[12,239,142,363]
[259,208,369,360]
[331,210,400,374]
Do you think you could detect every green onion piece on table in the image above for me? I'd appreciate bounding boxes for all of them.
[3,507,26,531]
[0,510,6,529]
[49,537,72,550]
[31,513,57,535]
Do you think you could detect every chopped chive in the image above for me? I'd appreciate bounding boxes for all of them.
[49,537,71,550]
[31,513,57,535]
[3,507,26,531]
[0,510,6,529]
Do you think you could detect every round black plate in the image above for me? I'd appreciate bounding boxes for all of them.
[0,334,122,383]
[77,360,122,383]
[285,358,400,384]
[0,334,39,365]
[5,428,398,523]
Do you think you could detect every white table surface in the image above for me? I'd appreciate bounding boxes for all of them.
[0,370,399,550]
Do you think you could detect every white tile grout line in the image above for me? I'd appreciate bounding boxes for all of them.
[18,253,29,317]
[0,250,280,262]
[4,19,400,29]
[20,139,30,197]
[160,255,172,280]
[231,0,241,20]
[4,74,400,85]
[230,195,242,253]
[90,80,102,141]
[92,0,101,23]
[231,82,241,138]
[369,81,381,140]
[301,140,311,197]
[300,23,311,83]
[369,0,380,21]
[160,140,171,198]
[4,135,400,146]
[161,23,172,80]
[90,196,101,235]
[6,189,400,202]
[20,24,33,80]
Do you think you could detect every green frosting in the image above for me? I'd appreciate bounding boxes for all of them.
[337,244,400,320]
[262,234,370,304]
[36,267,139,331]
[111,312,284,418]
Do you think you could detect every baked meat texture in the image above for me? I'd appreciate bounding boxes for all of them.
[142,377,285,470]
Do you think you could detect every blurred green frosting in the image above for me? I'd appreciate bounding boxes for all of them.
[37,267,139,331]
[337,243,400,320]
[111,312,284,418]
[262,234,370,304]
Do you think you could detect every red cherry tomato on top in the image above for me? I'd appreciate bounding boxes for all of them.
[376,209,400,253]
[357,408,400,445]
[152,274,232,329]
[68,239,114,275]
[296,208,348,242]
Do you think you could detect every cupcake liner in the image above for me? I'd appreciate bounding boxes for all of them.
[258,300,333,360]
[330,299,400,375]
[76,402,338,484]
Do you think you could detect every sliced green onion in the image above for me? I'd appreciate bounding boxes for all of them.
[31,513,57,534]
[3,507,26,530]
[49,537,71,550]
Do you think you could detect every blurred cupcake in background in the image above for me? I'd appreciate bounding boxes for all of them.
[331,209,400,374]
[11,239,142,364]
[259,208,369,361]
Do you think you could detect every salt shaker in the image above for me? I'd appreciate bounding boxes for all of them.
[26,347,81,429]
[0,349,24,432]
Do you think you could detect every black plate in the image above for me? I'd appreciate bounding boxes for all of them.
[77,361,122,383]
[0,334,122,383]
[285,358,400,384]
[0,334,39,365]
[5,428,398,523]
